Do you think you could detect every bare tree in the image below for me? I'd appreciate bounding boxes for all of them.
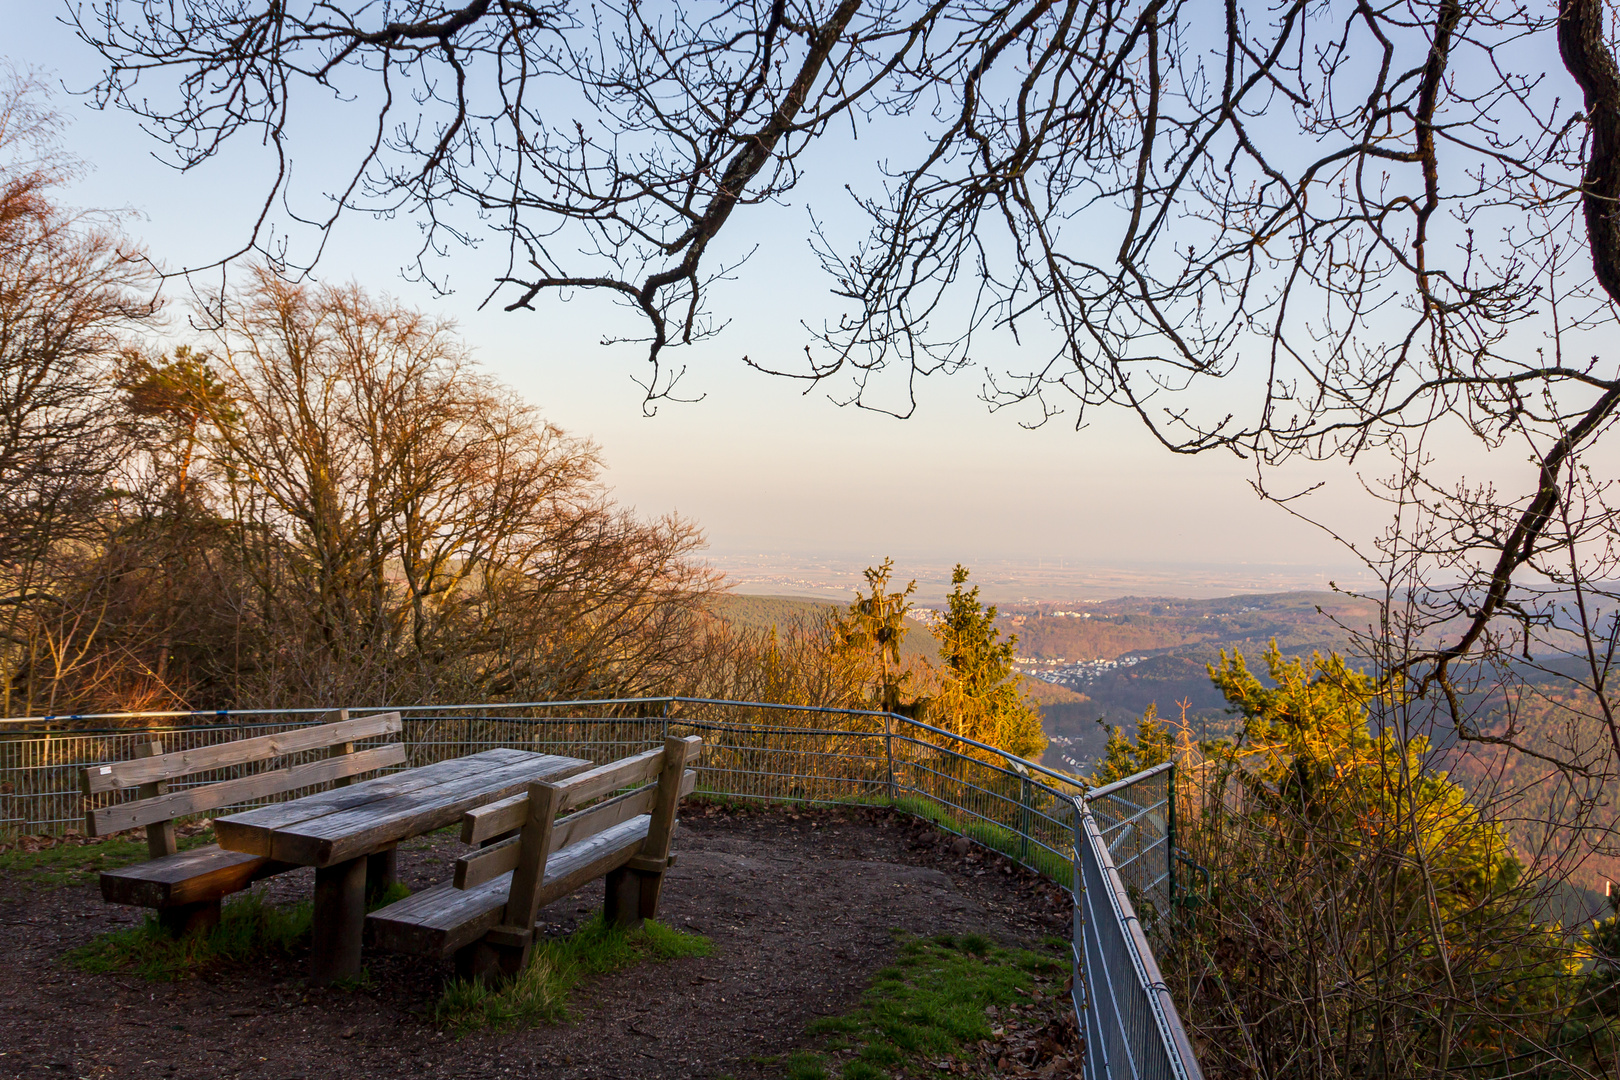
[0,65,156,713]
[70,0,1620,674]
[195,268,722,705]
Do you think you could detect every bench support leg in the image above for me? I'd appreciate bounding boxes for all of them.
[605,866,663,928]
[157,899,221,938]
[311,856,367,986]
[453,938,528,986]
[365,847,397,905]
[636,869,665,922]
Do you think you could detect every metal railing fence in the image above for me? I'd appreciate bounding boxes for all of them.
[0,697,1200,1078]
[1075,763,1204,1080]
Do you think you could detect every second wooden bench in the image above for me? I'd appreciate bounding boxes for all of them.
[366,734,702,983]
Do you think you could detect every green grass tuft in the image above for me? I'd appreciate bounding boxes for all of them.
[889,795,1073,882]
[783,1052,829,1080]
[435,913,713,1035]
[67,892,310,981]
[782,932,1068,1079]
[366,880,413,911]
[841,1063,889,1080]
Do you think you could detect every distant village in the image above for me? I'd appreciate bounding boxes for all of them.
[1014,655,1144,690]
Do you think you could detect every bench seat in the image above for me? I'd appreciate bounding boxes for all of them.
[100,844,296,908]
[366,814,652,958]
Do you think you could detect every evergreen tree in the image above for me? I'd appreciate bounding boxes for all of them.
[931,564,1044,760]
[833,557,917,712]
[1091,703,1175,786]
[1180,644,1582,1069]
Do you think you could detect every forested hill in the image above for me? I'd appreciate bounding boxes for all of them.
[708,594,830,634]
[996,592,1381,761]
[1001,591,1376,664]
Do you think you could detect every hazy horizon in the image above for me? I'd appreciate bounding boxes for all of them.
[707,551,1372,605]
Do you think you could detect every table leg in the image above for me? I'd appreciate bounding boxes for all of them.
[311,856,367,986]
[366,846,398,904]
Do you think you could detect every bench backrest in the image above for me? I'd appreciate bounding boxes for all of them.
[454,736,703,929]
[83,712,407,842]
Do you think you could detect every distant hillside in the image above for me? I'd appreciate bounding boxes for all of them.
[710,590,1399,778]
[710,594,831,633]
[1019,677,1086,706]
[998,591,1388,738]
[1000,591,1376,663]
[709,594,940,663]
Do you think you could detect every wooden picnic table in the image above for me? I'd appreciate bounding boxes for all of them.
[213,747,591,984]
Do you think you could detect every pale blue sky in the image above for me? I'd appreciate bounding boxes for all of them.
[4,7,1483,596]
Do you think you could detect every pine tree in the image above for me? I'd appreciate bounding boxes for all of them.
[1091,703,1175,786]
[832,557,918,712]
[931,564,1044,760]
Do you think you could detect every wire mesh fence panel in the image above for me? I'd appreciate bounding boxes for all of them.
[888,727,1078,881]
[398,713,666,768]
[1085,762,1174,925]
[0,719,397,834]
[1076,789,1204,1080]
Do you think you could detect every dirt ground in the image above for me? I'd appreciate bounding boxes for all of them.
[0,803,1076,1080]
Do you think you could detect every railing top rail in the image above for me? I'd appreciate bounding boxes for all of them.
[0,694,897,725]
[887,718,1084,793]
[1083,760,1174,803]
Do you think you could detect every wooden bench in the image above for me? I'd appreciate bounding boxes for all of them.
[83,711,407,936]
[366,735,702,983]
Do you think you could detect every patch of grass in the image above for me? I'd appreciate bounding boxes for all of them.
[892,795,1072,882]
[0,829,217,887]
[435,913,713,1035]
[782,932,1067,1079]
[67,892,310,981]
[366,881,412,911]
[783,1052,829,1080]
[841,1063,889,1080]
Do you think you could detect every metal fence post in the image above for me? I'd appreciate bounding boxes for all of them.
[1019,769,1031,863]
[1071,797,1090,1080]
[1168,761,1177,912]
[884,712,897,803]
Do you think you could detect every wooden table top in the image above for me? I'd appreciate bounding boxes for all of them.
[213,748,592,868]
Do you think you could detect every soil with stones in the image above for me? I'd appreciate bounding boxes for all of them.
[0,803,1077,1080]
